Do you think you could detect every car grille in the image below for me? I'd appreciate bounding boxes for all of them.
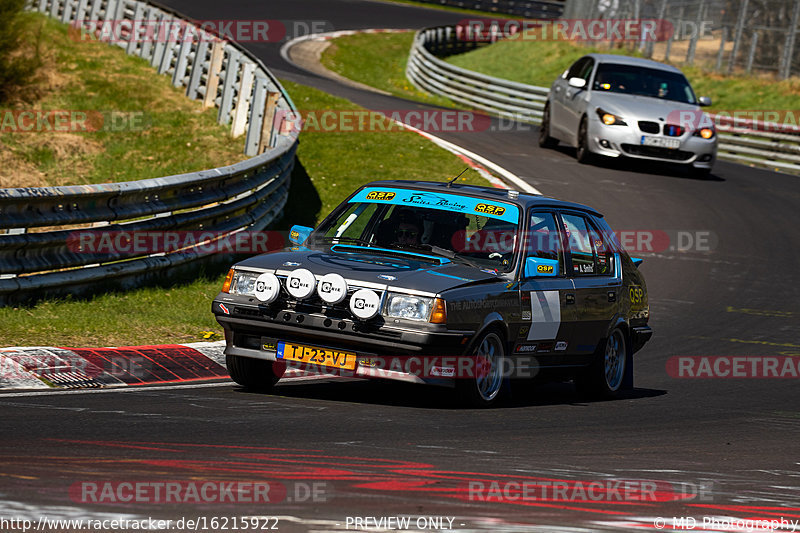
[638,121,660,134]
[621,144,694,161]
[663,124,685,137]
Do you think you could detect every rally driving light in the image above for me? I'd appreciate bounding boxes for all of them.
[596,108,626,126]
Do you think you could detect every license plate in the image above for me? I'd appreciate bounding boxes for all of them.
[277,342,357,370]
[641,136,680,149]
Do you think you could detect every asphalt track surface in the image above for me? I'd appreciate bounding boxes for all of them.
[2,1,799,531]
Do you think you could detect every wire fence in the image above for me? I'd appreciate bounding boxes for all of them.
[563,0,800,78]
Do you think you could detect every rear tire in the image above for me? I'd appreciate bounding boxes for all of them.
[574,327,628,399]
[576,116,594,164]
[538,103,559,149]
[456,331,506,408]
[226,354,280,391]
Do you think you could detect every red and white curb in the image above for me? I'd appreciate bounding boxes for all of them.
[0,342,325,391]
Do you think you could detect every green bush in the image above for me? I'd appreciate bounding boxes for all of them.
[0,0,41,103]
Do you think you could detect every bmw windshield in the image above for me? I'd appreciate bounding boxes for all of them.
[311,187,521,273]
[592,63,697,105]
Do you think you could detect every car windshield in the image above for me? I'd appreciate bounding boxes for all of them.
[311,187,521,272]
[592,63,697,104]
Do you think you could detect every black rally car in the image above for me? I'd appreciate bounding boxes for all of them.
[212,180,652,406]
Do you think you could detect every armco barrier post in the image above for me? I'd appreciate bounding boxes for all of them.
[231,61,255,138]
[203,41,225,109]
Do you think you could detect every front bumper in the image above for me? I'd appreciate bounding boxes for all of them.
[214,300,475,385]
[587,115,717,168]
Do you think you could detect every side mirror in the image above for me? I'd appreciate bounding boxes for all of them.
[289,225,312,246]
[698,96,712,107]
[524,257,559,278]
[568,77,587,89]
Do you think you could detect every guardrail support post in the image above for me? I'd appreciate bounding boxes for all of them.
[244,77,268,156]
[231,61,255,138]
[218,48,240,125]
[746,32,758,74]
[186,39,209,99]
[203,41,225,109]
[172,25,195,87]
[259,91,281,154]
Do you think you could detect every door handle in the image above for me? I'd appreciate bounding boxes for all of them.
[566,294,575,305]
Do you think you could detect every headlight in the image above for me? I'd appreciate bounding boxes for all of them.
[226,269,260,296]
[596,108,627,126]
[385,293,434,321]
[694,127,715,139]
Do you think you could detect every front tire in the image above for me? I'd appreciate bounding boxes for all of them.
[538,102,559,149]
[456,331,506,408]
[574,327,628,399]
[227,354,280,391]
[576,116,594,164]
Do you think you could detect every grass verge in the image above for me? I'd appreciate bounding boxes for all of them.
[1,80,492,347]
[320,31,459,108]
[0,14,246,189]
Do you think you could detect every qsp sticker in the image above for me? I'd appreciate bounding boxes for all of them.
[474,203,506,216]
[366,191,396,200]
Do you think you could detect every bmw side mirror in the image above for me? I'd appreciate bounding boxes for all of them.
[698,96,712,107]
[524,257,559,278]
[568,77,587,89]
[289,225,313,245]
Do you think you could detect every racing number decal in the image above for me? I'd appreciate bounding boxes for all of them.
[474,203,506,216]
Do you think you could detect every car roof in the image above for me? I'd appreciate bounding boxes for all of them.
[586,53,684,74]
[362,180,603,217]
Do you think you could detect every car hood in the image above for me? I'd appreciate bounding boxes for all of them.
[590,92,702,124]
[234,246,502,294]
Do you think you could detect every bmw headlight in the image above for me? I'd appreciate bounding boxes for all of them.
[385,293,434,321]
[227,269,260,296]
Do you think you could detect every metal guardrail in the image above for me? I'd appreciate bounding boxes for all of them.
[0,0,301,306]
[407,25,800,174]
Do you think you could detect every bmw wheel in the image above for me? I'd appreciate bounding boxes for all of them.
[538,102,559,148]
[576,116,594,164]
[574,327,628,399]
[227,354,280,391]
[456,331,506,407]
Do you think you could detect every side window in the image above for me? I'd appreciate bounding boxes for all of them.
[578,58,595,83]
[587,219,615,277]
[527,212,565,274]
[566,57,589,80]
[561,213,597,276]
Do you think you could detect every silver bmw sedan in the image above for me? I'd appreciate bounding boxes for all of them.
[539,54,717,178]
